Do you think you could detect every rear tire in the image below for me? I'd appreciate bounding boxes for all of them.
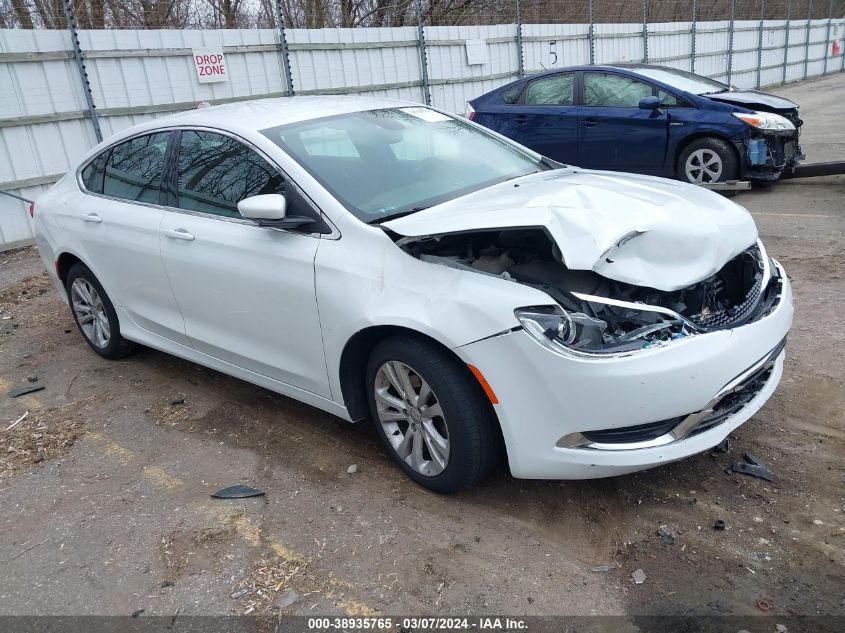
[365,335,500,493]
[66,263,136,360]
[677,137,739,184]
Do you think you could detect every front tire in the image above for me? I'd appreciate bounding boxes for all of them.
[678,137,739,184]
[66,263,136,360]
[365,335,500,493]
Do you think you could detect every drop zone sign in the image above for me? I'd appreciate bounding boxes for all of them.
[193,48,228,84]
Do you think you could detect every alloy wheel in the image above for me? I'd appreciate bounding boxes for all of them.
[685,149,724,183]
[70,278,111,349]
[374,360,450,476]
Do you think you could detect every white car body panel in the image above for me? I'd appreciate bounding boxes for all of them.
[31,95,793,482]
[384,169,759,292]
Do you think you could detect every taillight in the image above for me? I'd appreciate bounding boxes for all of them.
[28,202,35,218]
[465,103,476,121]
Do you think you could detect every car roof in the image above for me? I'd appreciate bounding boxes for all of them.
[154,95,413,130]
[96,95,418,152]
[516,63,666,80]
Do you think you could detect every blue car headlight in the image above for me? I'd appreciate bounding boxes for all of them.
[733,111,795,134]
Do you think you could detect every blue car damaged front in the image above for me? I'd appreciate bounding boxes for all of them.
[467,63,803,185]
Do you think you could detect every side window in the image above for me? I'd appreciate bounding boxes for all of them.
[584,73,653,107]
[103,132,170,203]
[658,90,679,106]
[523,74,574,106]
[81,152,108,194]
[501,85,522,104]
[176,131,285,218]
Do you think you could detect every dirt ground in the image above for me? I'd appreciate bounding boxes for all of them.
[0,75,843,622]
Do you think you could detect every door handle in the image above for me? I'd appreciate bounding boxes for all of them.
[581,118,599,127]
[515,114,529,122]
[81,213,102,223]
[164,228,195,241]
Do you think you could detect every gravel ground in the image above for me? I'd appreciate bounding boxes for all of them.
[0,74,842,621]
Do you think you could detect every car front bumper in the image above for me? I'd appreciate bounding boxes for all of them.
[739,133,803,181]
[456,263,793,480]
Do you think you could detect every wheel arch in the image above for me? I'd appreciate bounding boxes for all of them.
[338,325,500,429]
[673,132,742,178]
[56,251,85,288]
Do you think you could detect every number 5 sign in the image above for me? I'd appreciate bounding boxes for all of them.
[192,48,228,84]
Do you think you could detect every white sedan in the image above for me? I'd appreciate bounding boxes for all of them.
[32,97,793,492]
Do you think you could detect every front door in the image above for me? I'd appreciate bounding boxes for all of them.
[577,71,670,173]
[159,129,330,397]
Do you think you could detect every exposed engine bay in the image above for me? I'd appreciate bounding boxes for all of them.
[399,228,783,355]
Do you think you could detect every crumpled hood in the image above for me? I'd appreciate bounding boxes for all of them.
[704,89,798,113]
[384,169,759,292]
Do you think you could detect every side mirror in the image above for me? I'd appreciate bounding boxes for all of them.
[237,193,319,231]
[238,194,287,221]
[639,95,662,110]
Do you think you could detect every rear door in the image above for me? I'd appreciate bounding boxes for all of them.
[73,132,190,346]
[577,71,670,173]
[159,129,330,397]
[476,74,578,164]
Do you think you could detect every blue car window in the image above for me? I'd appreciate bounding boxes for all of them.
[658,90,678,106]
[584,73,652,107]
[524,74,574,106]
[502,85,522,104]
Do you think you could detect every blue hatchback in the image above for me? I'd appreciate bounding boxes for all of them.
[467,64,803,185]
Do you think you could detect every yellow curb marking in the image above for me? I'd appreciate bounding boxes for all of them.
[143,466,184,489]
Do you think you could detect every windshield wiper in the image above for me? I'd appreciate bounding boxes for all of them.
[369,206,429,224]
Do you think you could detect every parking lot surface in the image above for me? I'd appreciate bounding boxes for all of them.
[0,74,843,619]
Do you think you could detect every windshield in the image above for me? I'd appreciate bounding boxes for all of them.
[262,107,544,222]
[630,66,731,95]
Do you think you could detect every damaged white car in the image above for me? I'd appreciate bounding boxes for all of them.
[32,97,793,492]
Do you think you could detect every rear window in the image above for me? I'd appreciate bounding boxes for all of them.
[81,152,108,194]
[103,132,170,204]
[524,74,575,106]
[501,85,522,104]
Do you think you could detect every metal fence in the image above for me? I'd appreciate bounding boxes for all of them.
[1,0,844,249]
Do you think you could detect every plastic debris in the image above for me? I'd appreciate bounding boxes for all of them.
[9,384,44,398]
[211,485,265,499]
[347,464,359,474]
[756,599,773,612]
[713,438,731,453]
[657,525,675,545]
[713,520,726,531]
[272,588,301,610]
[4,411,28,432]
[169,397,185,406]
[131,609,145,618]
[231,588,250,599]
[591,565,613,572]
[732,452,774,482]
[632,569,646,584]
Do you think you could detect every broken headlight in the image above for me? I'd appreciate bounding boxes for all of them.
[732,112,795,134]
[515,305,687,357]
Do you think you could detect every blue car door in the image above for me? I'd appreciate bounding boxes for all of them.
[477,73,579,164]
[577,71,670,174]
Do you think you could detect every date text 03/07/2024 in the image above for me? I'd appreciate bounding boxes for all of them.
[306,616,528,630]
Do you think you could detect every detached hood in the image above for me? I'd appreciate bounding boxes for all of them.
[704,89,798,113]
[384,169,758,292]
